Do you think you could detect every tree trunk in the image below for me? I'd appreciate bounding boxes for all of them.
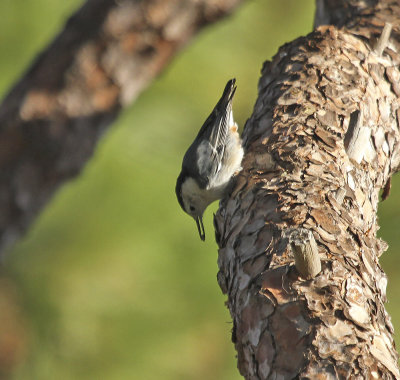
[215,0,400,378]
[0,0,243,255]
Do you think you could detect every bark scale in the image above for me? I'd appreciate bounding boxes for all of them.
[0,0,243,255]
[215,0,400,378]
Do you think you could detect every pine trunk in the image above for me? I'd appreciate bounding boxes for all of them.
[215,1,400,378]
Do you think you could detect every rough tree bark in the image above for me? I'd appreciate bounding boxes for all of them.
[215,0,400,378]
[0,0,243,255]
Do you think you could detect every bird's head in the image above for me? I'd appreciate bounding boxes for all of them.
[176,173,208,241]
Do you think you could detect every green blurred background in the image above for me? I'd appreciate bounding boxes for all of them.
[0,1,399,379]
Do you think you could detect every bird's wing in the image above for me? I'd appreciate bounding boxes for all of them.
[194,79,236,186]
[208,107,230,173]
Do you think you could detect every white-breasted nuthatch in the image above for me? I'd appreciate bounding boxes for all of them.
[176,79,244,241]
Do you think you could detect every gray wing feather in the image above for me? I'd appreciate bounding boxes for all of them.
[182,79,236,189]
[196,105,231,184]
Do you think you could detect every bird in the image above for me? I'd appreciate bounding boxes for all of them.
[175,78,244,241]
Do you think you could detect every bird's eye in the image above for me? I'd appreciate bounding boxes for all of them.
[190,205,195,212]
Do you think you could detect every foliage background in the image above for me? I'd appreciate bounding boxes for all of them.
[0,1,399,379]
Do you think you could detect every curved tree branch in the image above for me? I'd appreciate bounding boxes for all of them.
[0,0,244,254]
[215,0,400,377]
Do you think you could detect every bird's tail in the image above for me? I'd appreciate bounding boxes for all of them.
[219,78,236,107]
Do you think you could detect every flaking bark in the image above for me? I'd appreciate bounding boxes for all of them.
[0,0,243,255]
[215,0,400,378]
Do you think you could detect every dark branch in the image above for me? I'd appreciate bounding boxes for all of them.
[0,0,244,255]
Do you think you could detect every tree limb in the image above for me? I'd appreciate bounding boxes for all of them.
[215,0,400,377]
[0,0,244,254]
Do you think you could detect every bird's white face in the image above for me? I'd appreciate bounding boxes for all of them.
[180,177,212,241]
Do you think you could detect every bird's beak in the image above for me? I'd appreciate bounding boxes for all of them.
[196,216,205,241]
